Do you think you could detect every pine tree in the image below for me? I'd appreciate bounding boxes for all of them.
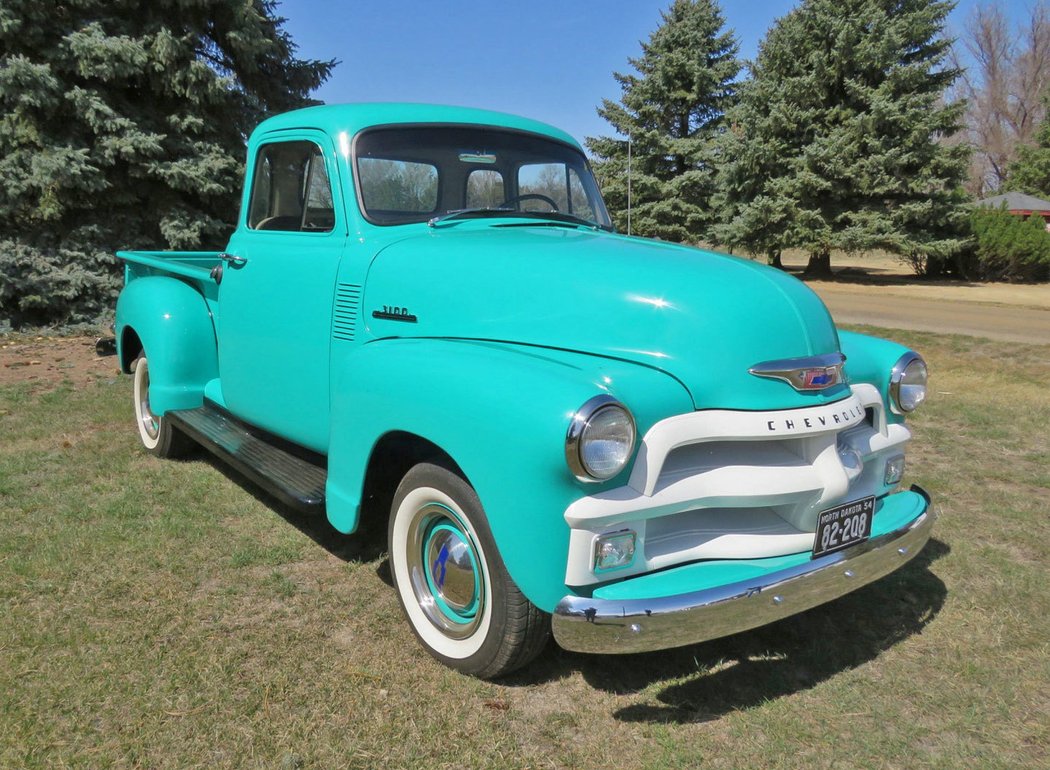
[0,0,334,328]
[1008,104,1050,198]
[713,0,969,276]
[586,0,740,241]
[970,205,1050,282]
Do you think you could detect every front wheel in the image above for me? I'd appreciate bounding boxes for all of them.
[132,355,194,458]
[388,463,549,678]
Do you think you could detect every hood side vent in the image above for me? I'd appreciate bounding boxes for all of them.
[333,283,362,341]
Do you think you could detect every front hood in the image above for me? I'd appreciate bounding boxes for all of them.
[361,223,847,410]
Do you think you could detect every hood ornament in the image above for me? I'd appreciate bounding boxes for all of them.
[749,353,846,392]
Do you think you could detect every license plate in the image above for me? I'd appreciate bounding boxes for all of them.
[812,496,875,558]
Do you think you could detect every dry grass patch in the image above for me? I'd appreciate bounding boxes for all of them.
[1,329,1048,768]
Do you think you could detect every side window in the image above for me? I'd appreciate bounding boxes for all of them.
[248,141,335,232]
[568,168,597,220]
[517,163,597,218]
[466,169,504,208]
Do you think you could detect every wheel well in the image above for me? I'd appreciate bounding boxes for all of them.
[120,328,143,373]
[358,431,465,535]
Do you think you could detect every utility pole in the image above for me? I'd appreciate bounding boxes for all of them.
[627,134,632,236]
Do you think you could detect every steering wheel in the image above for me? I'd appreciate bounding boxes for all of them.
[498,193,560,211]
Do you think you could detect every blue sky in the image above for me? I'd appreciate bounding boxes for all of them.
[280,0,1032,146]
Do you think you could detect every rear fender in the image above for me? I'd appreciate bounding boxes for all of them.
[115,276,218,415]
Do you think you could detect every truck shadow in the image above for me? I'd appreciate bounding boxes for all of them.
[508,538,949,724]
[196,450,948,722]
[197,453,387,563]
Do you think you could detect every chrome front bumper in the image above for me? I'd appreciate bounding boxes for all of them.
[552,485,935,655]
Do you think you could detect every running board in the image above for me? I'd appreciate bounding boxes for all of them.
[168,403,326,514]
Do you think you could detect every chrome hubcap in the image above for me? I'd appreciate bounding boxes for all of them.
[407,503,484,638]
[424,523,480,618]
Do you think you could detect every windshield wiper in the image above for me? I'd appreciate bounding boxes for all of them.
[428,207,611,231]
[428,207,514,227]
[500,211,611,231]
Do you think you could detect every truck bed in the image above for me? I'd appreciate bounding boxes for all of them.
[116,250,222,283]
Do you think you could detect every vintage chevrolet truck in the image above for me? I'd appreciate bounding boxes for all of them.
[115,103,934,678]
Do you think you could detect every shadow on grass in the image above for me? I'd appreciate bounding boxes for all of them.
[786,262,982,289]
[189,448,948,723]
[507,538,949,724]
[195,452,387,564]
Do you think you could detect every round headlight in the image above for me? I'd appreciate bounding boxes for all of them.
[889,352,928,414]
[566,396,636,482]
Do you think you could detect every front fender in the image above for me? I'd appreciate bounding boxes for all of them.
[838,330,915,425]
[325,338,692,611]
[115,276,218,415]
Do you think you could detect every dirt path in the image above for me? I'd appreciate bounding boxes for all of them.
[787,251,1050,346]
[810,284,1050,345]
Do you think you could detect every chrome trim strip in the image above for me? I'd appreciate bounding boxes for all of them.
[552,485,935,655]
[749,352,846,391]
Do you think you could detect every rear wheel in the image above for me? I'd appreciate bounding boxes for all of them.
[388,463,549,678]
[132,355,194,458]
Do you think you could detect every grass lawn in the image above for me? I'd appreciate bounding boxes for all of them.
[1,328,1047,769]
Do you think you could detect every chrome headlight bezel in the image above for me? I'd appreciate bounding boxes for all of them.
[889,352,928,415]
[566,395,637,482]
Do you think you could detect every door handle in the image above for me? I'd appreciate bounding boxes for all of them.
[218,252,248,267]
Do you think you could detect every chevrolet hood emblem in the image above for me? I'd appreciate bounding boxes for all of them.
[749,353,846,392]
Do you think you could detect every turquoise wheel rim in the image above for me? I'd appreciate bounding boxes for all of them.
[407,502,486,639]
[423,522,481,622]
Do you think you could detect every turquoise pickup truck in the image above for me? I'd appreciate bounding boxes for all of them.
[115,103,935,678]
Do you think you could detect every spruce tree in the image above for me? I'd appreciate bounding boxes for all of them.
[713,0,969,276]
[970,206,1050,282]
[1008,106,1050,198]
[0,0,334,328]
[586,0,740,241]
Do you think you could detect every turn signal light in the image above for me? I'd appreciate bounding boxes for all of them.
[594,530,636,573]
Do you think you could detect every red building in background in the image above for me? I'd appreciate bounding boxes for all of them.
[977,191,1050,229]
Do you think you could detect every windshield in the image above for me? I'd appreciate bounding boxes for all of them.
[354,126,612,229]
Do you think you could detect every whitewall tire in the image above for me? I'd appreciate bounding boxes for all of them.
[132,355,194,458]
[388,463,549,678]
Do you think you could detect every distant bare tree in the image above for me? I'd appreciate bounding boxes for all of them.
[953,2,1050,196]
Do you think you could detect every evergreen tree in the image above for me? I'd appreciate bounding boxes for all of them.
[0,0,334,328]
[1007,104,1050,198]
[586,0,740,241]
[713,0,969,276]
[970,205,1050,282]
